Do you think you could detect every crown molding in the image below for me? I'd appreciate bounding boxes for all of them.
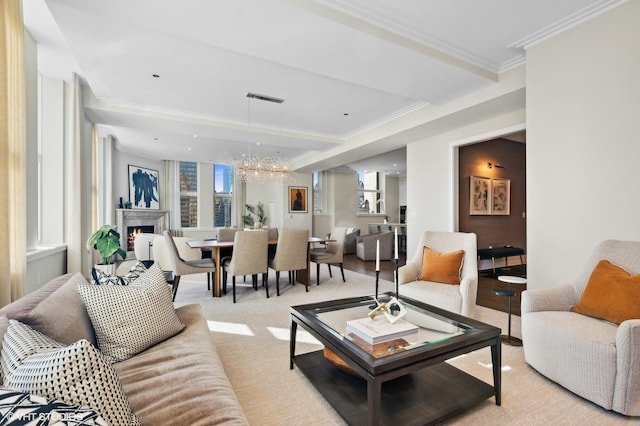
[509,0,628,50]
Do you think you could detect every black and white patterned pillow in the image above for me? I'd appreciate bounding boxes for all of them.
[118,261,148,285]
[0,387,107,425]
[91,261,148,286]
[76,263,185,363]
[91,269,123,286]
[0,320,139,425]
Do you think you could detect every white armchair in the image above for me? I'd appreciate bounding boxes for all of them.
[522,239,640,416]
[398,231,478,317]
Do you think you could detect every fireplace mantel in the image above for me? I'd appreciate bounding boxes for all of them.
[115,209,170,258]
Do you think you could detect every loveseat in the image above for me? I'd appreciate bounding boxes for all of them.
[521,239,640,416]
[0,267,248,425]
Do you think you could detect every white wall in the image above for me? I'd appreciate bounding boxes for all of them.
[244,173,313,232]
[526,1,640,288]
[112,149,164,212]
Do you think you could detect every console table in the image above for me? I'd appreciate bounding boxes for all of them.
[477,246,525,273]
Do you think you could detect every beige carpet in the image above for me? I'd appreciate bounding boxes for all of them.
[173,270,630,426]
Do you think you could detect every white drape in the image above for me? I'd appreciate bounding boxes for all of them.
[98,134,114,226]
[164,160,181,230]
[0,0,27,304]
[64,74,90,274]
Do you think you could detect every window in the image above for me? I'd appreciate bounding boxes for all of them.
[214,164,233,227]
[179,162,198,227]
[357,171,381,214]
[312,171,322,213]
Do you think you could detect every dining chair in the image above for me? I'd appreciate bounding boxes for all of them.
[310,227,347,285]
[222,230,269,303]
[163,231,216,301]
[269,228,309,295]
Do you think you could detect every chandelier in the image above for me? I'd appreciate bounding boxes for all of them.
[234,92,293,183]
[233,153,292,183]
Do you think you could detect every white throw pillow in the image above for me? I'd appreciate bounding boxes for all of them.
[0,320,139,425]
[76,263,185,363]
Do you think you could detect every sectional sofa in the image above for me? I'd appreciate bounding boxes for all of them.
[0,266,248,425]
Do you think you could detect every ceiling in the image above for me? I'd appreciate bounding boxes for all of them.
[23,0,623,175]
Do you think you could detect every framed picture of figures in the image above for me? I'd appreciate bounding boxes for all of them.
[128,165,160,210]
[469,176,491,215]
[492,178,511,215]
[288,186,308,213]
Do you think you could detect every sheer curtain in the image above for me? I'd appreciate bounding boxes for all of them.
[0,0,27,304]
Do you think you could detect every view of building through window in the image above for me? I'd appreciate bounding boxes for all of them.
[357,171,380,213]
[312,172,322,213]
[179,162,198,228]
[214,164,233,227]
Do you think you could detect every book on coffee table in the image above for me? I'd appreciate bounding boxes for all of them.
[345,316,418,344]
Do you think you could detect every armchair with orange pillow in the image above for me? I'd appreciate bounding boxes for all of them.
[397,231,478,317]
[521,239,640,416]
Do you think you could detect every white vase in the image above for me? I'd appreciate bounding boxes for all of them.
[94,263,116,276]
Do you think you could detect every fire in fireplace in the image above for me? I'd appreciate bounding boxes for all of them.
[127,226,155,252]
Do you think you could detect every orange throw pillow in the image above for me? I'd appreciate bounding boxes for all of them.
[417,246,464,285]
[571,259,640,324]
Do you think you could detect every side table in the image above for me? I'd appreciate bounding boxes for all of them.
[493,275,527,346]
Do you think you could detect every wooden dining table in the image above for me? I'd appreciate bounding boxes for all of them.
[187,236,327,297]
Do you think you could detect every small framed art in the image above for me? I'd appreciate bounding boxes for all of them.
[469,176,491,215]
[492,178,511,215]
[288,186,308,213]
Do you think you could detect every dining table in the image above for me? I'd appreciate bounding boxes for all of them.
[187,236,328,297]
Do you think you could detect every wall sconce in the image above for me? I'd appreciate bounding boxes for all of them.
[488,162,506,169]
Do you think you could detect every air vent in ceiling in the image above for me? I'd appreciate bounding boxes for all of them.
[246,92,284,104]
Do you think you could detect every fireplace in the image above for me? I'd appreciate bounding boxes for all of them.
[127,225,155,252]
[116,209,170,259]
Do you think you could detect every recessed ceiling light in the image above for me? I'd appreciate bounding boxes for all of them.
[152,74,160,78]
[256,142,261,146]
[187,147,192,151]
[193,134,198,138]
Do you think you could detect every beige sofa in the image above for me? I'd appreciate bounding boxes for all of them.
[0,272,248,425]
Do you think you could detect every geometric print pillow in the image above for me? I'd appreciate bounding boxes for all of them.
[118,261,148,285]
[76,264,184,363]
[0,320,139,425]
[91,269,123,286]
[91,261,148,286]
[0,387,107,425]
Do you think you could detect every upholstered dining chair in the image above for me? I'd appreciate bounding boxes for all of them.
[310,227,347,285]
[222,230,269,303]
[163,231,216,301]
[269,228,309,295]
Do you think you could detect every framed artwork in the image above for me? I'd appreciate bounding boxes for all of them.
[128,165,160,209]
[492,178,511,215]
[469,176,492,215]
[288,186,308,213]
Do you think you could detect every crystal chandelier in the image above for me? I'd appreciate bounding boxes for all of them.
[233,153,292,183]
[234,92,292,183]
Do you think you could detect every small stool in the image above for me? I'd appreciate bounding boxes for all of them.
[492,275,527,346]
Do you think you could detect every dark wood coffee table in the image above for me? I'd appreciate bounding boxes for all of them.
[290,293,501,425]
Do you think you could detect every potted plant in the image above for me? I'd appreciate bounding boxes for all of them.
[242,202,268,228]
[87,224,126,275]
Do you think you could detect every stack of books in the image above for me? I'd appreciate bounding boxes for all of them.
[345,316,418,345]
